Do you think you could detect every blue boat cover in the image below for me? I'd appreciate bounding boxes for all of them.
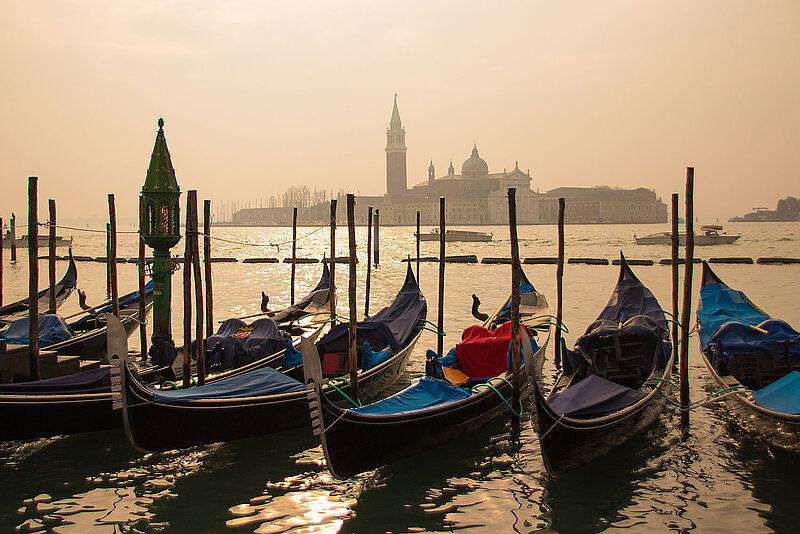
[317,268,425,356]
[362,341,393,371]
[705,319,800,375]
[547,374,647,416]
[70,280,154,327]
[203,317,287,370]
[753,371,800,415]
[352,376,471,415]
[282,340,302,369]
[150,366,305,403]
[697,282,770,349]
[0,366,110,394]
[561,269,671,376]
[1,314,74,347]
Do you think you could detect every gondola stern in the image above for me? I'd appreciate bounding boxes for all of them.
[617,251,637,282]
[701,260,724,287]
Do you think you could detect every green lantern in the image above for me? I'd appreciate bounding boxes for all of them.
[140,118,181,344]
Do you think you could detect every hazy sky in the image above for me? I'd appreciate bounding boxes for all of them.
[1,1,798,225]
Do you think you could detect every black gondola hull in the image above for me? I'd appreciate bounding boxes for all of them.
[533,381,667,476]
[317,378,529,479]
[0,395,119,441]
[122,331,420,452]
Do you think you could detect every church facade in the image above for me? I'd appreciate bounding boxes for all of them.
[231,96,667,226]
[366,96,666,225]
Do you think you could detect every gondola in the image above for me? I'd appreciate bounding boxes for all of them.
[530,253,673,476]
[0,249,78,325]
[697,261,800,451]
[117,263,426,452]
[0,266,332,443]
[302,269,551,479]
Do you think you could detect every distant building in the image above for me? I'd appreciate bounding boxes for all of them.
[729,196,800,222]
[232,97,667,225]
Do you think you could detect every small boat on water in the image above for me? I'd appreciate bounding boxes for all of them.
[416,229,492,242]
[2,231,73,249]
[117,263,426,452]
[529,253,674,476]
[697,262,800,451]
[302,270,551,479]
[0,250,78,325]
[634,225,740,246]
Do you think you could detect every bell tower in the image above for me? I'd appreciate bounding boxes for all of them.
[386,94,407,197]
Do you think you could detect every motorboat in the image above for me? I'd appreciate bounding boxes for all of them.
[634,225,740,246]
[416,229,492,242]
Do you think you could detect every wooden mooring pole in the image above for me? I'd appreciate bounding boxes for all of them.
[204,200,213,339]
[106,223,112,297]
[329,199,337,325]
[346,194,359,403]
[416,210,421,282]
[189,192,205,386]
[374,208,380,266]
[28,177,40,380]
[10,213,16,263]
[182,192,193,388]
[507,188,522,421]
[291,206,297,306]
[671,193,680,369]
[48,200,57,314]
[437,197,445,358]
[365,206,372,318]
[679,168,694,434]
[554,197,565,369]
[138,227,147,361]
[108,195,119,317]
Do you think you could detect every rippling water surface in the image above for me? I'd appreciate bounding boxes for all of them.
[2,221,799,533]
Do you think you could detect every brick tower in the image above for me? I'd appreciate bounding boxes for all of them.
[386,94,407,197]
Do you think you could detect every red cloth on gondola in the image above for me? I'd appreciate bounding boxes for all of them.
[455,321,534,380]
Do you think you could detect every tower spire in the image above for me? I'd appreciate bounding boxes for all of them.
[386,94,407,197]
[390,93,402,129]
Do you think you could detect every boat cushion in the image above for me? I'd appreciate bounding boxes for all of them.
[150,366,305,403]
[0,314,74,347]
[547,374,647,416]
[454,322,535,380]
[697,282,770,349]
[752,371,800,415]
[0,367,110,394]
[351,376,471,415]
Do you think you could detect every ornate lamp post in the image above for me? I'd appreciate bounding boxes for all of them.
[140,118,181,344]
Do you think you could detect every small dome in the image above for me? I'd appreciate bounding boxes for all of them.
[461,145,488,177]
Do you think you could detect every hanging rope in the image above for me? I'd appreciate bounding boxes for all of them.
[44,222,138,234]
[327,377,362,408]
[652,377,747,410]
[471,377,520,417]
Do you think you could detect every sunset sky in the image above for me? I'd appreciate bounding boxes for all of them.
[1,1,798,224]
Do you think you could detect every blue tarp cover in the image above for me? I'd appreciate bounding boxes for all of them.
[0,367,110,394]
[317,270,425,356]
[203,317,287,370]
[492,283,535,327]
[362,341,393,371]
[1,314,74,347]
[697,282,770,349]
[547,374,647,416]
[753,371,800,415]
[150,366,304,403]
[352,376,471,415]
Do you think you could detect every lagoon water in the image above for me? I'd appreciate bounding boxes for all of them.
[1,221,799,533]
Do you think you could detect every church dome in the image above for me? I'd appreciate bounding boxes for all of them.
[461,145,489,177]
